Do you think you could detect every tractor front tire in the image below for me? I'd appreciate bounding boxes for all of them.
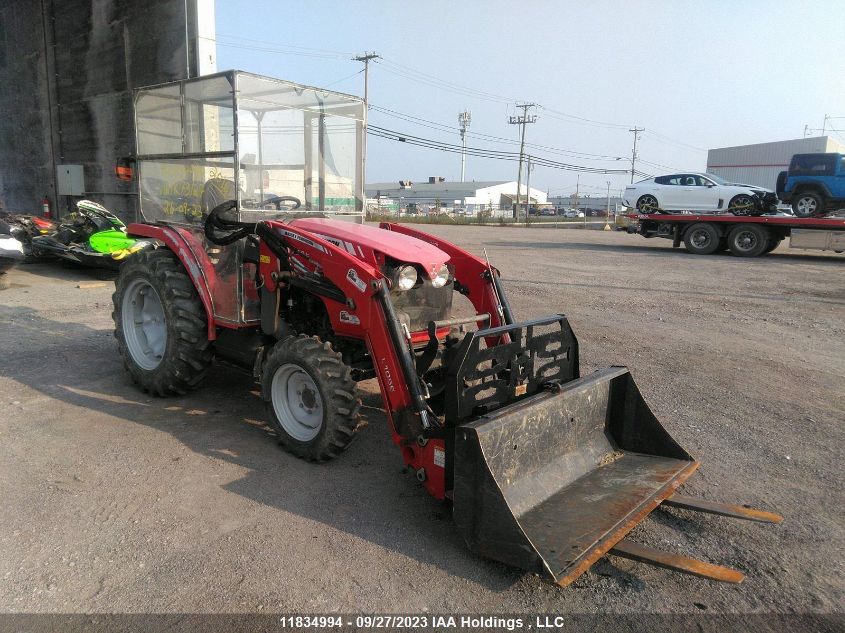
[112,248,212,396]
[262,335,361,461]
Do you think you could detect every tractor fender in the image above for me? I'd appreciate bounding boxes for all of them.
[126,223,217,340]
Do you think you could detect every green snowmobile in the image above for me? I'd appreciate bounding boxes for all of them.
[31,200,151,269]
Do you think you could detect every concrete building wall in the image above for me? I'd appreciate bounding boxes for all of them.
[0,0,215,220]
[707,136,845,190]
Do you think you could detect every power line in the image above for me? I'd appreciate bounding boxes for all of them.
[215,39,349,60]
[637,158,688,172]
[321,68,364,89]
[642,130,707,152]
[540,106,630,130]
[368,125,630,174]
[376,57,514,104]
[216,33,353,57]
[214,35,705,159]
[369,104,626,160]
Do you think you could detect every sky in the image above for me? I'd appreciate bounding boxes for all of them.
[214,0,845,198]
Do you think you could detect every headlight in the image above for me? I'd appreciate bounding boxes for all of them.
[396,265,418,291]
[432,263,450,288]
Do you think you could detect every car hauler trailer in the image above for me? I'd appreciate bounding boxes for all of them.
[626,213,845,257]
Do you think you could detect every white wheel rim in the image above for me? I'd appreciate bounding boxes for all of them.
[271,364,323,442]
[122,278,166,370]
[797,197,816,213]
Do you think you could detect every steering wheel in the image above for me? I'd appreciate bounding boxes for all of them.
[204,200,246,245]
[261,195,301,211]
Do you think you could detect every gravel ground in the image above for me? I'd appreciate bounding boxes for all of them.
[0,226,842,621]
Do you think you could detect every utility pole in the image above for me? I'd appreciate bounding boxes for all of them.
[524,155,533,226]
[353,52,380,196]
[604,180,612,231]
[458,110,471,182]
[574,174,580,214]
[629,126,644,183]
[508,103,538,220]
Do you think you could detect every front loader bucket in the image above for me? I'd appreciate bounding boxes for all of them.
[452,366,698,586]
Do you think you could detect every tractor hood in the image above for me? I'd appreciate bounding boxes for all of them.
[290,218,450,279]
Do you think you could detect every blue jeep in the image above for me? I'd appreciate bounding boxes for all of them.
[777,153,845,217]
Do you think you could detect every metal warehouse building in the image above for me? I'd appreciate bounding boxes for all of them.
[707,136,845,190]
[366,179,547,216]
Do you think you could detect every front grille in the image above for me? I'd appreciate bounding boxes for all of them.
[391,278,454,333]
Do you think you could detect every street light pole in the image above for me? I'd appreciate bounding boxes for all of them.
[458,110,471,182]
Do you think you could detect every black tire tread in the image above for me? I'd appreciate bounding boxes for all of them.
[683,222,721,255]
[727,224,769,258]
[262,334,362,462]
[112,248,212,396]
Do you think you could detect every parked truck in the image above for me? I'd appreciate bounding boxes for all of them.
[626,212,845,257]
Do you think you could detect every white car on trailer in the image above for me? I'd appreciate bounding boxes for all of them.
[623,173,776,215]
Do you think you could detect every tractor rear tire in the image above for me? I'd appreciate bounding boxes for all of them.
[112,248,212,396]
[262,334,361,462]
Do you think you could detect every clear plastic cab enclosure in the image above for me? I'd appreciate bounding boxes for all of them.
[132,71,364,325]
[134,70,365,224]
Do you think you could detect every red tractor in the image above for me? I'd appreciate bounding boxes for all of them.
[113,71,780,587]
